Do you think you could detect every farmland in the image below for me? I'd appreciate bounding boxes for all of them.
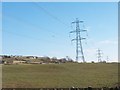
[2,63,119,88]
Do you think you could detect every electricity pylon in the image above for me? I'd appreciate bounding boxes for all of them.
[97,49,102,62]
[70,18,87,62]
[106,56,109,62]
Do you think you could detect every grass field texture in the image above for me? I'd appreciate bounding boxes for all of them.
[2,63,118,88]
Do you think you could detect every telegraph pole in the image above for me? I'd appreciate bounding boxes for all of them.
[70,18,87,62]
[97,49,102,62]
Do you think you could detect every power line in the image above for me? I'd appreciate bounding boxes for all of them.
[33,2,70,29]
[70,18,87,62]
[4,14,63,39]
[32,2,71,43]
[6,2,70,39]
[3,30,45,41]
[4,2,74,53]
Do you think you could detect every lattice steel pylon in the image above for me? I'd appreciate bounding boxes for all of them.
[106,56,109,62]
[70,18,87,62]
[97,49,102,62]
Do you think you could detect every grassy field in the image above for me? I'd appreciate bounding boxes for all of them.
[2,63,119,88]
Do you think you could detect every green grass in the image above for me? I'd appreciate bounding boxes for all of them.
[2,63,118,88]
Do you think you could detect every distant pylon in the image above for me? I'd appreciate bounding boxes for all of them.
[106,56,109,62]
[97,49,102,62]
[70,18,87,62]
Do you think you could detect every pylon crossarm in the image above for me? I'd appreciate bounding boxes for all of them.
[81,29,87,32]
[79,38,86,40]
[79,21,84,23]
[71,39,77,41]
[71,22,75,24]
[70,31,76,33]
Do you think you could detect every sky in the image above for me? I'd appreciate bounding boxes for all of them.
[2,2,118,62]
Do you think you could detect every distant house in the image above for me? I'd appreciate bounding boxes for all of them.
[25,56,38,59]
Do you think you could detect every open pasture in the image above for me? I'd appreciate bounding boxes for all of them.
[2,63,118,88]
